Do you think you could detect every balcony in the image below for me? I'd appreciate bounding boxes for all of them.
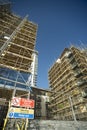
[65,51,72,58]
[68,56,74,62]
[76,80,87,87]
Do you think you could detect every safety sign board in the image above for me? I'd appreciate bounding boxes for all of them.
[8,107,34,119]
[9,107,34,114]
[8,112,34,119]
[11,97,20,106]
[11,97,35,108]
[20,98,35,108]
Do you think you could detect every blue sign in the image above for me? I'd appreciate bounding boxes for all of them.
[8,112,34,119]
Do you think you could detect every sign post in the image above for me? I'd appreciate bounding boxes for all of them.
[4,96,35,130]
[25,91,30,130]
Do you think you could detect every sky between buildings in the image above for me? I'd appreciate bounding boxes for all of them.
[10,0,87,89]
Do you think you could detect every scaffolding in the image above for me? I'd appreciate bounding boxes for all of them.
[0,1,38,92]
[0,0,39,100]
[0,1,38,129]
[48,46,87,121]
[0,12,37,72]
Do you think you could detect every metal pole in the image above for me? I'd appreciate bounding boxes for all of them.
[2,101,11,130]
[69,96,77,122]
[25,91,30,130]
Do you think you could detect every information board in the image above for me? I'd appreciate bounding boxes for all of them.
[8,112,34,119]
[8,107,34,119]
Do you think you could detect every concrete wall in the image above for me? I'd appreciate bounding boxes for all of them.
[4,119,87,130]
[28,120,87,130]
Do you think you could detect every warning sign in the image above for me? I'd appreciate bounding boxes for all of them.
[8,107,34,119]
[11,97,21,106]
[9,107,34,114]
[20,98,35,108]
[11,97,35,108]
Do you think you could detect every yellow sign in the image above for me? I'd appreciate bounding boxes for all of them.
[29,109,34,114]
[9,107,34,114]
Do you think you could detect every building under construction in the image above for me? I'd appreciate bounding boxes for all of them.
[0,1,50,129]
[48,46,87,121]
[0,1,51,128]
[0,0,39,87]
[0,0,38,73]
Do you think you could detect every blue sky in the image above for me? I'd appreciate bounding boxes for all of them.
[10,0,87,89]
